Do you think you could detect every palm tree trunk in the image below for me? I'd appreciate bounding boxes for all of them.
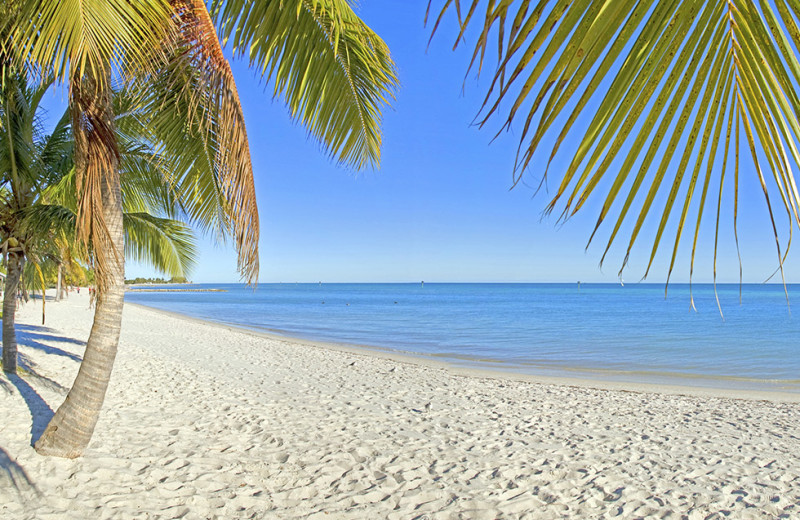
[34,75,124,458]
[34,176,124,458]
[19,257,27,302]
[2,250,23,374]
[55,262,62,302]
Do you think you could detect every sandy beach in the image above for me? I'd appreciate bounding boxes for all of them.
[2,292,800,519]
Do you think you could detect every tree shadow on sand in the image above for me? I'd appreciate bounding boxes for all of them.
[7,373,55,446]
[16,323,85,346]
[0,323,80,445]
[16,353,69,394]
[15,324,85,363]
[0,445,39,498]
[22,293,56,301]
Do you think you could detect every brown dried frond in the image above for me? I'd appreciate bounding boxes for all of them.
[71,71,121,292]
[168,0,260,284]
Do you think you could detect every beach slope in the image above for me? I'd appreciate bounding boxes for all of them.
[1,292,799,518]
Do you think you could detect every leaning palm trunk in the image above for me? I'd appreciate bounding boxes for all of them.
[35,75,124,458]
[34,173,124,457]
[2,250,23,373]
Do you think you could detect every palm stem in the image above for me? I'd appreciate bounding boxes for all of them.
[2,251,22,374]
[35,72,125,458]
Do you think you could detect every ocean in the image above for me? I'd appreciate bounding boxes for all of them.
[125,283,800,392]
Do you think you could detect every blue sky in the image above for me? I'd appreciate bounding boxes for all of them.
[53,2,800,283]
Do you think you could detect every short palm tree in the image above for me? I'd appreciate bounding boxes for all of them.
[430,0,800,303]
[0,73,197,373]
[0,74,67,374]
[6,0,397,458]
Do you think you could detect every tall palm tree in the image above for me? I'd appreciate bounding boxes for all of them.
[0,73,198,373]
[6,0,397,458]
[430,0,800,304]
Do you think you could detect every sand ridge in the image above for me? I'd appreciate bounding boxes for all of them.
[1,291,799,518]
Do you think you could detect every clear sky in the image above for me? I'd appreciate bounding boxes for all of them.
[74,2,800,283]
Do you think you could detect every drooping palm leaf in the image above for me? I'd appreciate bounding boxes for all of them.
[213,0,399,170]
[431,0,800,299]
[21,203,197,279]
[120,0,260,283]
[123,212,196,278]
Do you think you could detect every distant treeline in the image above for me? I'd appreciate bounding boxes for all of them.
[124,276,189,285]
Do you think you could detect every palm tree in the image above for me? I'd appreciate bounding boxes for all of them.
[0,73,72,374]
[430,0,800,304]
[0,73,198,373]
[6,0,397,457]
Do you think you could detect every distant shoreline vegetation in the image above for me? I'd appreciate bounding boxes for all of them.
[124,276,189,285]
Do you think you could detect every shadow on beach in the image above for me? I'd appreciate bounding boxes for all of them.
[16,323,85,344]
[0,322,79,444]
[15,324,84,362]
[7,373,55,445]
[19,293,58,303]
[16,353,69,394]
[0,445,38,498]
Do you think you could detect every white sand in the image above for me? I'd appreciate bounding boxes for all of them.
[1,291,800,519]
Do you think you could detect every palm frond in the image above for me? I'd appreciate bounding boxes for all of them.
[431,0,800,290]
[138,0,259,282]
[36,108,74,188]
[214,0,399,170]
[0,74,37,197]
[123,212,196,278]
[8,0,173,86]
[20,203,196,278]
[19,203,76,238]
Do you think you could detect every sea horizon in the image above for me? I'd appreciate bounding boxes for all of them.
[140,281,800,285]
[126,282,800,394]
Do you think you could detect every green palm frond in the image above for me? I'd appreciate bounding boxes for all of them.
[143,70,233,232]
[118,149,180,217]
[0,75,36,194]
[112,84,212,223]
[19,204,77,238]
[214,0,399,170]
[123,212,196,278]
[21,204,197,279]
[131,0,258,282]
[431,0,800,298]
[8,0,172,85]
[37,108,73,187]
[21,255,51,305]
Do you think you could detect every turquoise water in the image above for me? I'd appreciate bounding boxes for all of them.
[126,283,800,391]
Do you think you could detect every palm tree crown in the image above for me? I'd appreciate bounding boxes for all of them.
[0,73,199,373]
[4,0,397,457]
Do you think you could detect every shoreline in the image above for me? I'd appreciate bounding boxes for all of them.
[126,301,800,403]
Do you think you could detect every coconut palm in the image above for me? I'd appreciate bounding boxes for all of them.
[0,73,72,374]
[430,0,800,304]
[0,72,197,373]
[5,0,397,457]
